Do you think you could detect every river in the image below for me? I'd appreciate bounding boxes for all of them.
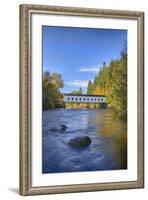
[42,109,127,173]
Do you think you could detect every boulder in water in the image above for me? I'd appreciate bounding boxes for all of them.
[59,124,68,132]
[68,136,91,147]
[50,124,68,133]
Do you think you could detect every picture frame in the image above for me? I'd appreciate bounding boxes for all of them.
[19,4,144,196]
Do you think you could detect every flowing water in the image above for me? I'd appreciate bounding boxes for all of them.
[42,109,127,173]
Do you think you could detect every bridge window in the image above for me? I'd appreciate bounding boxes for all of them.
[87,98,89,101]
[83,98,85,101]
[95,98,96,101]
[75,98,78,101]
[67,97,70,100]
[101,98,103,101]
[79,98,81,101]
[98,98,100,101]
[71,97,74,100]
[91,98,93,101]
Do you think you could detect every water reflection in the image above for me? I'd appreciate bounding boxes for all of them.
[91,109,127,169]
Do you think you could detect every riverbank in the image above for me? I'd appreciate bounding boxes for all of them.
[64,102,107,109]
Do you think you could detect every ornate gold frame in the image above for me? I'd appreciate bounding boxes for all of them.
[19,4,144,196]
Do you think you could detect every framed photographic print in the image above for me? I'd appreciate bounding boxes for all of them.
[19,4,144,195]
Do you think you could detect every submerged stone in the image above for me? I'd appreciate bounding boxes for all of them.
[50,124,68,133]
[68,136,92,147]
[50,128,58,132]
[60,124,68,132]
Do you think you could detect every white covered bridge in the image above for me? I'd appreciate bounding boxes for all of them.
[63,94,106,103]
[63,94,107,108]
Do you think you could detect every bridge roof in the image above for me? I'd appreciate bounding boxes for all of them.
[63,93,106,97]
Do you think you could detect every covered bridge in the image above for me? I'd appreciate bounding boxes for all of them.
[63,94,107,109]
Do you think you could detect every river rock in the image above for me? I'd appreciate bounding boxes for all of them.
[50,124,68,133]
[68,136,91,147]
[59,124,68,132]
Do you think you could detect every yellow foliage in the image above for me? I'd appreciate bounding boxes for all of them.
[93,86,106,95]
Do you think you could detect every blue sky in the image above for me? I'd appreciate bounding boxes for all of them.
[42,26,127,94]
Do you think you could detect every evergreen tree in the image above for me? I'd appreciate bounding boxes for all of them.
[87,80,93,94]
[78,87,82,94]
